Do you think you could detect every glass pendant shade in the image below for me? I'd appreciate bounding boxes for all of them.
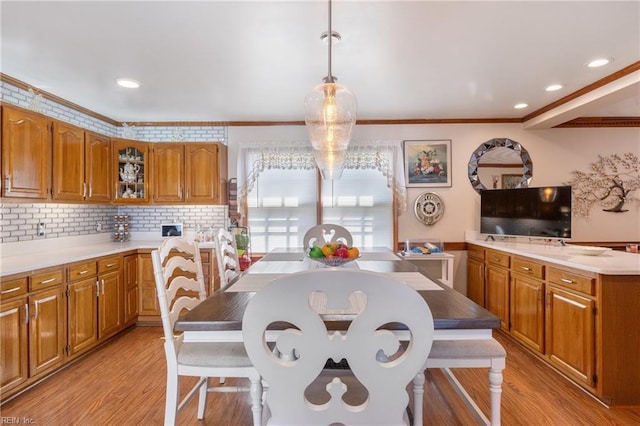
[313,147,347,180]
[305,82,357,179]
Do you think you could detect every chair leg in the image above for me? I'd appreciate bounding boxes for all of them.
[165,372,179,426]
[488,365,504,426]
[412,370,425,426]
[250,376,263,426]
[197,376,209,420]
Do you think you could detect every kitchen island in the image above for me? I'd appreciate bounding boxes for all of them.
[466,238,640,407]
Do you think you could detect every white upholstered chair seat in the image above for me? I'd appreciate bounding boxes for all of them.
[177,342,255,369]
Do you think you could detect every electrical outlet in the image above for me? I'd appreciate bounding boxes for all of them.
[37,222,46,237]
[96,222,103,232]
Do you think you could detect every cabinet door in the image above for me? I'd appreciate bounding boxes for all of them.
[138,254,160,316]
[0,298,28,394]
[152,143,185,203]
[486,265,510,331]
[112,138,149,203]
[510,274,545,353]
[123,255,139,325]
[67,278,98,356]
[185,143,221,203]
[85,132,111,202]
[98,270,123,340]
[52,121,85,201]
[546,285,596,388]
[466,256,485,306]
[1,105,50,198]
[29,287,66,377]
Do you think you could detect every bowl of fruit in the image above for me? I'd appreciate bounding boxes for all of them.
[307,243,360,267]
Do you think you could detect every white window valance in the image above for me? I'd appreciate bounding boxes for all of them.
[236,141,407,216]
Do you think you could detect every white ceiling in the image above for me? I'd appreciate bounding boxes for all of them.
[1,1,639,125]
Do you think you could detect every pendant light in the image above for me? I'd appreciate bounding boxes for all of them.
[304,0,357,180]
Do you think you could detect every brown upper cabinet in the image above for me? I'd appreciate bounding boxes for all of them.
[112,138,150,204]
[51,121,111,202]
[1,105,51,199]
[152,142,227,204]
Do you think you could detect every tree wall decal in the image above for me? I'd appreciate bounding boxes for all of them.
[564,153,640,217]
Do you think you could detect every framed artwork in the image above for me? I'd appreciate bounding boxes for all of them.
[501,174,521,189]
[403,139,452,187]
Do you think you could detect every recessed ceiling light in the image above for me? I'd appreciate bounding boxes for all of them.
[587,58,611,68]
[116,78,140,88]
[545,84,563,92]
[514,103,528,109]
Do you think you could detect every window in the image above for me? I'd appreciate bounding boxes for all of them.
[240,142,405,253]
[247,168,318,253]
[321,168,393,248]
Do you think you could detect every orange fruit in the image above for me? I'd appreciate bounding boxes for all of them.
[347,247,359,259]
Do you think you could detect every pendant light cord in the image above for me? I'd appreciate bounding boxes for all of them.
[326,0,334,83]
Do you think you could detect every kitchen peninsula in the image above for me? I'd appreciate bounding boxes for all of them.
[0,234,218,401]
[466,238,640,407]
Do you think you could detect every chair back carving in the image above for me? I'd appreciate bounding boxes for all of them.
[242,269,434,425]
[152,238,207,361]
[215,228,240,288]
[303,223,353,249]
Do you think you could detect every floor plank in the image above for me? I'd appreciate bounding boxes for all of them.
[2,327,639,425]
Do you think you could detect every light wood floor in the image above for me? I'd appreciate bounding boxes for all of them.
[2,326,639,425]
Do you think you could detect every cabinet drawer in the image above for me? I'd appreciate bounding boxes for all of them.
[30,268,64,291]
[547,267,594,296]
[486,249,510,268]
[512,256,544,279]
[467,245,485,261]
[98,256,121,274]
[1,275,28,298]
[68,261,97,282]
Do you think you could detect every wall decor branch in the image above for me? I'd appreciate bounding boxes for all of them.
[564,153,640,216]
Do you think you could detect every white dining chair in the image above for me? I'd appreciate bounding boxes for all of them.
[152,237,262,426]
[303,223,353,250]
[215,228,241,288]
[242,268,434,425]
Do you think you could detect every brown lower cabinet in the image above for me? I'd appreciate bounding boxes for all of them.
[1,268,66,399]
[467,243,640,406]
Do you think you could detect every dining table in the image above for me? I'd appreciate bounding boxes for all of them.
[175,247,500,341]
[175,247,502,425]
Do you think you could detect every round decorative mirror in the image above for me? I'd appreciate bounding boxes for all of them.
[468,138,532,192]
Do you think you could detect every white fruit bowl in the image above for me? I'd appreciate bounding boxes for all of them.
[567,245,612,256]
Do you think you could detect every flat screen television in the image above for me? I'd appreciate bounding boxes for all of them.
[480,186,572,240]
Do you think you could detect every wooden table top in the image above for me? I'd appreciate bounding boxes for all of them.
[175,254,500,332]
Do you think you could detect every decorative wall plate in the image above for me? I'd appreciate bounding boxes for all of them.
[414,192,444,225]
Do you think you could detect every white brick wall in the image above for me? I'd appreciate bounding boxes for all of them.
[118,205,228,234]
[0,202,228,243]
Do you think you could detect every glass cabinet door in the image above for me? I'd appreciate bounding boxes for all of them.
[113,139,149,203]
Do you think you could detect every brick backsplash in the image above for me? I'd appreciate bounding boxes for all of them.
[0,202,117,243]
[0,202,228,244]
[117,205,228,234]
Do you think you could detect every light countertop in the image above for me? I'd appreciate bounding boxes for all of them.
[467,239,640,275]
[0,234,215,277]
